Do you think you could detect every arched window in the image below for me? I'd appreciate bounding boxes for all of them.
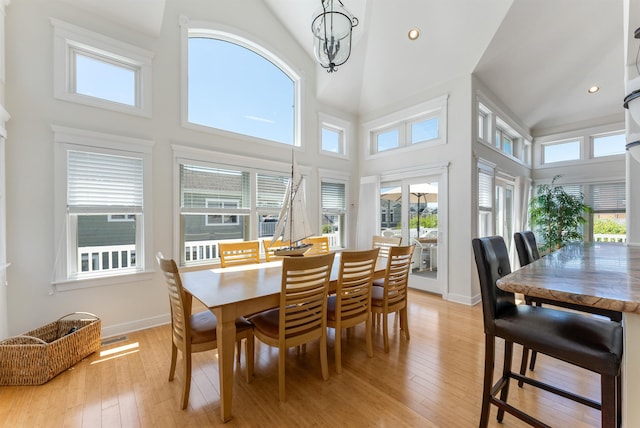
[186,27,298,146]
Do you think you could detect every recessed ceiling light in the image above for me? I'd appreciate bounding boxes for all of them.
[408,28,420,40]
[588,86,600,94]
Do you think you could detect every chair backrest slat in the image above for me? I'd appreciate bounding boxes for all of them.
[335,248,379,321]
[219,241,260,267]
[280,253,335,340]
[372,235,402,259]
[156,252,189,345]
[381,245,413,307]
[303,236,330,255]
[263,239,290,262]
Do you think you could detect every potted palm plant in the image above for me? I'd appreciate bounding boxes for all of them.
[529,175,592,253]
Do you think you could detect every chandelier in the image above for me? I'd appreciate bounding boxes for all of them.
[311,0,359,73]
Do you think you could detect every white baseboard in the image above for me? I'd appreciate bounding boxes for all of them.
[445,292,481,306]
[100,313,171,339]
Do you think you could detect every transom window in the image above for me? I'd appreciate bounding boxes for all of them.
[185,26,299,146]
[593,133,626,158]
[52,19,153,117]
[365,95,448,156]
[543,140,581,164]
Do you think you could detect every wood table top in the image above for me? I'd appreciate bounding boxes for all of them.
[497,242,640,314]
[181,254,387,310]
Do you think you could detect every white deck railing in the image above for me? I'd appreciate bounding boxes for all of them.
[79,245,136,273]
[79,233,342,273]
[594,234,626,243]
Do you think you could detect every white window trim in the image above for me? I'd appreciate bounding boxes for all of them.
[179,16,303,148]
[364,94,449,159]
[51,18,154,118]
[319,113,350,159]
[52,125,154,291]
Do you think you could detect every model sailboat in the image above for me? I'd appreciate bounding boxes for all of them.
[270,153,313,256]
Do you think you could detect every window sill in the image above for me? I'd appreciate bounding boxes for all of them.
[52,269,155,292]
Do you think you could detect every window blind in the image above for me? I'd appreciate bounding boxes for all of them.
[180,164,249,210]
[589,182,625,212]
[257,173,288,208]
[322,181,346,211]
[67,150,143,213]
[478,170,493,210]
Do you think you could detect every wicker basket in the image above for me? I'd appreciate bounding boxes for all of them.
[0,312,101,385]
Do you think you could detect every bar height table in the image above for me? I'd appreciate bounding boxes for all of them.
[496,242,640,427]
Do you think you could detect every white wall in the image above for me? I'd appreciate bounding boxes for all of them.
[3,0,355,336]
[359,74,476,305]
[0,0,9,339]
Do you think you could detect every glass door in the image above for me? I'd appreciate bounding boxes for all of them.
[495,178,514,259]
[380,175,443,295]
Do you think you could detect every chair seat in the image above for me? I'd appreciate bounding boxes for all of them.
[496,305,623,375]
[371,286,401,308]
[190,311,253,345]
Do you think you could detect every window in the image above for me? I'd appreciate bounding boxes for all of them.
[52,19,153,117]
[376,128,400,152]
[319,113,350,157]
[180,165,251,262]
[365,95,448,156]
[321,180,347,249]
[185,25,299,146]
[543,140,581,163]
[593,133,626,158]
[410,117,439,144]
[478,164,494,237]
[178,156,292,266]
[588,182,626,243]
[53,126,154,288]
[256,172,288,239]
[476,97,531,165]
[478,103,490,143]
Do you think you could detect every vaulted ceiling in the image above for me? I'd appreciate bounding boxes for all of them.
[60,0,630,136]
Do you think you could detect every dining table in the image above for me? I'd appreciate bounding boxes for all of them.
[181,253,388,423]
[496,242,640,427]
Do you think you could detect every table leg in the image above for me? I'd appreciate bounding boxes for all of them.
[215,308,237,423]
[623,312,640,427]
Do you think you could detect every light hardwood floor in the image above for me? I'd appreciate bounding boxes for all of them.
[0,290,603,427]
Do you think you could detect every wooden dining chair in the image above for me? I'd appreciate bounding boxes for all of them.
[327,248,379,373]
[156,252,254,409]
[371,235,402,259]
[371,245,414,353]
[513,231,622,381]
[250,252,336,401]
[218,241,260,268]
[303,235,330,255]
[472,237,622,428]
[262,238,290,262]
